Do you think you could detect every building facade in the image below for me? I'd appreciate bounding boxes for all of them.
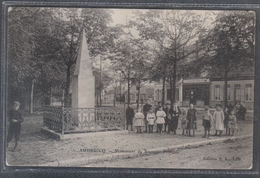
[210,78,254,110]
[123,76,254,109]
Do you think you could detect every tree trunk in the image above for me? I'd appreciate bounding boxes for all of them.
[99,91,102,106]
[224,71,228,107]
[169,77,173,109]
[100,60,102,106]
[172,60,177,106]
[114,85,117,107]
[136,81,141,109]
[65,65,71,107]
[120,73,122,104]
[127,71,130,107]
[96,93,99,106]
[162,76,166,108]
[29,79,34,114]
[61,89,65,108]
[50,87,52,106]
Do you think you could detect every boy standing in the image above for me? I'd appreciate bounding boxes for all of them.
[202,107,213,138]
[7,101,24,151]
[163,102,171,133]
[126,104,135,131]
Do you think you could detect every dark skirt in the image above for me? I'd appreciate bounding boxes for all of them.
[187,118,196,130]
[203,120,211,130]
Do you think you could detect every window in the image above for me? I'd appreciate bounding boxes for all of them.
[148,94,153,99]
[214,85,221,101]
[140,94,146,101]
[245,84,253,101]
[234,84,241,101]
[130,94,135,101]
[227,85,231,101]
[156,90,160,101]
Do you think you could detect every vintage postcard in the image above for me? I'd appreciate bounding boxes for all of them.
[5,7,255,169]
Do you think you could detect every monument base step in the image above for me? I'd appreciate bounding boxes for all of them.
[40,127,128,140]
[40,127,62,140]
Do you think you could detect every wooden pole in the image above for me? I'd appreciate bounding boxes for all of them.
[29,79,35,114]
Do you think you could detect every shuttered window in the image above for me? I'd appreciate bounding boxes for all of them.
[234,84,241,101]
[245,84,253,101]
[227,85,231,101]
[214,85,221,101]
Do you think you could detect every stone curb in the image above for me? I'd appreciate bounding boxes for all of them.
[39,134,252,167]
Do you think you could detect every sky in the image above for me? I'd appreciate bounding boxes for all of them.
[110,8,218,26]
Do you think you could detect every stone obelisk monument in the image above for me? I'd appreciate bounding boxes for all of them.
[72,29,95,109]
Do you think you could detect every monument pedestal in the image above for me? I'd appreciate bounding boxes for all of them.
[71,76,95,109]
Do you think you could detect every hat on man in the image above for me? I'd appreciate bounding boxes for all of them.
[215,104,222,108]
[165,101,170,105]
[13,101,20,106]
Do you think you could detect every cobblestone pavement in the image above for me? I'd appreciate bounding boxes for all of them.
[5,112,253,166]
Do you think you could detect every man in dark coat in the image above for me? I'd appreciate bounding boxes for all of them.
[169,101,181,134]
[126,105,135,131]
[163,102,171,133]
[7,101,24,151]
[143,99,152,132]
[237,102,247,120]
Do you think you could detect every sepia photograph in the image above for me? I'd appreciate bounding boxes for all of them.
[5,7,255,169]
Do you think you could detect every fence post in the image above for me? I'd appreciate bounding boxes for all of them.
[61,107,64,135]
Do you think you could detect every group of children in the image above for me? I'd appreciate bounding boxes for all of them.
[179,104,238,138]
[134,106,166,134]
[134,103,238,138]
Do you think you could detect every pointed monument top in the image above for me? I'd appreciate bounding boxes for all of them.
[74,29,93,77]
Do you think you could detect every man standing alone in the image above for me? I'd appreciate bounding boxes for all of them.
[126,104,135,131]
[169,101,181,134]
[143,99,152,132]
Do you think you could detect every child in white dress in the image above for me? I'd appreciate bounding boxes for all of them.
[146,107,156,133]
[134,108,145,134]
[156,106,166,134]
[213,104,225,137]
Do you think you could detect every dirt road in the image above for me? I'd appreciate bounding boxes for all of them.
[87,137,253,169]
